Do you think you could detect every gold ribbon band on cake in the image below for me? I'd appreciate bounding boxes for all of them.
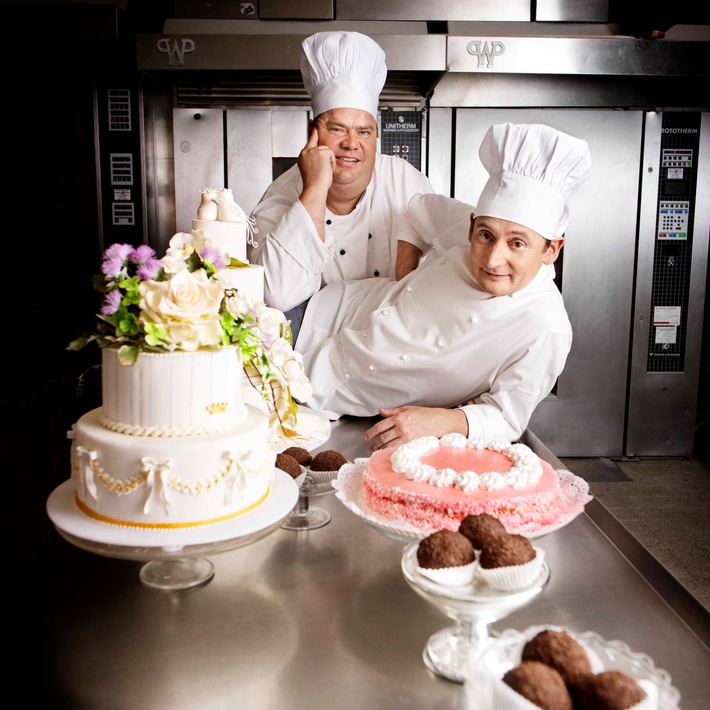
[73,486,271,529]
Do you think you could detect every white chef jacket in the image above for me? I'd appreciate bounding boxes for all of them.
[394,193,475,259]
[296,244,572,442]
[249,154,434,312]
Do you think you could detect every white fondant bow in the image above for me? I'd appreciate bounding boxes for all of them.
[142,457,174,515]
[224,450,254,505]
[75,446,99,503]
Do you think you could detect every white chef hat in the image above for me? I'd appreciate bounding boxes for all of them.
[476,123,592,240]
[300,31,387,120]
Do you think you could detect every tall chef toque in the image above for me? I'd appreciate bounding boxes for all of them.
[301,31,387,120]
[476,123,592,240]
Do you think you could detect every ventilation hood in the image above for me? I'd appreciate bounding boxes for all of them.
[131,1,709,110]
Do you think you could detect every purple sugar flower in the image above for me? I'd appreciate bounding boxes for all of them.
[201,246,227,270]
[99,289,122,315]
[129,244,156,265]
[104,243,134,262]
[101,256,125,278]
[136,257,162,281]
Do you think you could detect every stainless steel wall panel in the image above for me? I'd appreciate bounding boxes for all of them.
[427,108,453,196]
[536,0,608,23]
[453,109,642,456]
[174,0,530,22]
[137,34,304,71]
[446,36,710,76]
[271,109,309,157]
[175,0,258,21]
[162,19,430,35]
[137,33,445,72]
[173,108,224,234]
[626,113,710,456]
[336,0,530,21]
[226,110,274,218]
[174,107,309,226]
[430,73,710,110]
[375,36,447,72]
[260,0,334,20]
[142,91,176,256]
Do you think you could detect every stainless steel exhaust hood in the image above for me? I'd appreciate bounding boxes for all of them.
[136,18,710,110]
[136,20,448,108]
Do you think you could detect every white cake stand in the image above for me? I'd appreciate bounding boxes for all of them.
[46,470,298,591]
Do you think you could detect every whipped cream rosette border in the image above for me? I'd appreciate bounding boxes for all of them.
[390,434,543,492]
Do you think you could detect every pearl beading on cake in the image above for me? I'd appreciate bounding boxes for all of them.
[98,416,235,437]
[389,434,543,491]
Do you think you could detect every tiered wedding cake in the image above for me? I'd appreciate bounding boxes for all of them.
[67,229,310,529]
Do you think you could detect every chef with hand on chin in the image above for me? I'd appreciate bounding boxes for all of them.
[293,122,593,452]
[248,31,434,342]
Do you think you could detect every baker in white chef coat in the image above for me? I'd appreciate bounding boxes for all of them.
[248,31,434,339]
[295,122,593,450]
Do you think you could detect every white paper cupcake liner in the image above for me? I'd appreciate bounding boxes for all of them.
[417,559,477,586]
[308,468,341,485]
[477,547,545,592]
[293,467,309,487]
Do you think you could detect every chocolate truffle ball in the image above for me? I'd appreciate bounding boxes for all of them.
[416,530,475,570]
[503,661,573,710]
[570,670,647,710]
[282,446,313,467]
[522,629,593,685]
[275,453,302,479]
[458,513,507,551]
[310,449,348,472]
[480,533,535,569]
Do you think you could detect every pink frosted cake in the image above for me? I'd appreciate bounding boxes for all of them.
[362,434,567,531]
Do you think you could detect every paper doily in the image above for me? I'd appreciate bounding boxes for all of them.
[465,624,680,710]
[332,460,592,543]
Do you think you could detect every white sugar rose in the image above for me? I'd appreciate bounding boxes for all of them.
[225,291,258,320]
[254,302,285,328]
[282,358,313,402]
[139,268,224,350]
[161,232,209,274]
[268,339,313,402]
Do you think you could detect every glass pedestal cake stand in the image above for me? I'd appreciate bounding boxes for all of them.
[46,470,298,591]
[280,475,334,531]
[401,543,550,683]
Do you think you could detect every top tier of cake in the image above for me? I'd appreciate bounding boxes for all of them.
[191,187,264,302]
[191,187,252,262]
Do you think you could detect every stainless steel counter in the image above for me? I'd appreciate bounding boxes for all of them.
[27,417,710,709]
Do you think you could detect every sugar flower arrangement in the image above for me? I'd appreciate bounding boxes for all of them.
[68,232,312,436]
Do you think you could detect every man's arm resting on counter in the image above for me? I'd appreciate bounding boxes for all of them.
[363,406,469,452]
